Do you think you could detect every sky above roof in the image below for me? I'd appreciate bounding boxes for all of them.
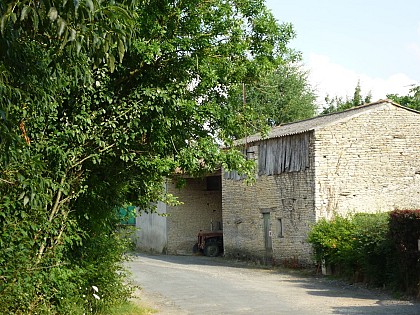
[265,0,420,105]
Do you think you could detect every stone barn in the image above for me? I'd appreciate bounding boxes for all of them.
[135,174,222,255]
[222,100,420,265]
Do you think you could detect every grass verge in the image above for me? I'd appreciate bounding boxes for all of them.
[106,301,156,315]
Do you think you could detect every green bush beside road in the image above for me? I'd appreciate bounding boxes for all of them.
[308,210,420,297]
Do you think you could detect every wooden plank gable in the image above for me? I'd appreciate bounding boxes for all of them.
[258,133,310,175]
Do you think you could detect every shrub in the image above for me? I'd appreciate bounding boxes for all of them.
[388,210,420,296]
[308,210,420,296]
[0,178,135,314]
[308,212,392,283]
[307,216,356,272]
[352,213,392,285]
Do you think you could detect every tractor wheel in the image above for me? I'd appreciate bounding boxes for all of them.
[192,243,199,254]
[204,242,220,257]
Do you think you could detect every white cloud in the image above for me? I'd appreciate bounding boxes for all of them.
[305,53,419,106]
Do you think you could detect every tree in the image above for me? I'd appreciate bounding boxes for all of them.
[387,85,420,111]
[243,62,318,130]
[321,81,372,114]
[0,0,295,312]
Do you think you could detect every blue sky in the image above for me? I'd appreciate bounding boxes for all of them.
[265,0,420,104]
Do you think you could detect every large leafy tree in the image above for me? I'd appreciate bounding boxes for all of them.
[244,62,317,130]
[0,0,295,313]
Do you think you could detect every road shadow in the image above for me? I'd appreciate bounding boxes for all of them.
[129,252,274,269]
[277,276,420,314]
[279,277,381,299]
[332,303,420,315]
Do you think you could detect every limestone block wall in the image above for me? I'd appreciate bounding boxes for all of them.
[314,104,420,219]
[222,166,315,264]
[166,177,222,254]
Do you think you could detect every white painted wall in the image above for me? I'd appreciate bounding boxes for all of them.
[135,200,168,254]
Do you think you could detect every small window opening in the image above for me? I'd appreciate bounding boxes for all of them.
[277,218,284,238]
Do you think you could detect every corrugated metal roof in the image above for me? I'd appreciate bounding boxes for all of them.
[235,100,419,145]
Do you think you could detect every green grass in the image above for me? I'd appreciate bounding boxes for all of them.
[106,301,156,315]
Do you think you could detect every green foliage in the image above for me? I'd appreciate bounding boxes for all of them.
[0,0,134,72]
[388,210,420,295]
[106,300,156,315]
[351,213,392,285]
[308,213,391,281]
[1,0,295,313]
[307,216,356,268]
[320,81,420,115]
[243,62,318,131]
[321,80,372,114]
[308,211,420,295]
[387,85,420,111]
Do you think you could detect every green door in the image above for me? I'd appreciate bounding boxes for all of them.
[119,206,136,225]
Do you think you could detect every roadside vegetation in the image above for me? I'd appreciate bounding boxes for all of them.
[107,301,156,315]
[308,210,420,298]
[0,0,317,313]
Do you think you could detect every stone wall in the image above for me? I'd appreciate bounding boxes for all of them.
[166,177,222,254]
[222,103,420,265]
[222,153,316,264]
[314,104,420,219]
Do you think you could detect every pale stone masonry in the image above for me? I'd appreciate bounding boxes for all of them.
[223,171,315,263]
[223,100,420,265]
[136,176,222,254]
[166,177,222,254]
[313,103,420,219]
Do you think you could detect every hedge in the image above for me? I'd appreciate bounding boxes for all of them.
[308,210,420,297]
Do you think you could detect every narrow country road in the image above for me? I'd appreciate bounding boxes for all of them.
[127,254,420,315]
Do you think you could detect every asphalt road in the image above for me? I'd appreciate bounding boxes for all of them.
[127,254,420,315]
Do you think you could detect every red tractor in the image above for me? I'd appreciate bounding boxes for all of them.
[193,230,223,257]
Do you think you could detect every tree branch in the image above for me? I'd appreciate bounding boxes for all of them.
[0,178,15,185]
[36,176,66,264]
[71,142,116,169]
